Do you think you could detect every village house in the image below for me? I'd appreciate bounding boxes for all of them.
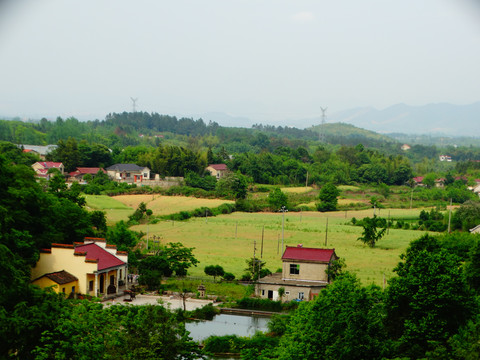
[401,144,411,151]
[68,167,106,183]
[256,245,338,302]
[18,144,57,160]
[412,176,424,187]
[32,161,64,178]
[439,155,452,162]
[206,163,229,180]
[31,238,128,299]
[106,163,151,183]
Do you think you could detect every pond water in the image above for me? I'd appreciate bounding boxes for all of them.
[186,313,270,342]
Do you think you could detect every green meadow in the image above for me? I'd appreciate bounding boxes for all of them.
[131,208,431,286]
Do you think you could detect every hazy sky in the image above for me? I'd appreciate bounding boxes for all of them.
[1,0,479,124]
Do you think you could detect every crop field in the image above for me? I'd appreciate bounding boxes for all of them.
[131,208,430,286]
[85,194,235,225]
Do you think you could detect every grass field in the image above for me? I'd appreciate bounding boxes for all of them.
[85,194,235,225]
[131,208,429,286]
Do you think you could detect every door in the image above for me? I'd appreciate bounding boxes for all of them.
[99,274,104,293]
[268,290,274,300]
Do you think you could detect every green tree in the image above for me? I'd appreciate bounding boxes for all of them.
[464,239,480,293]
[385,234,475,358]
[452,200,480,231]
[216,172,248,199]
[162,242,199,276]
[268,188,288,211]
[357,215,387,248]
[316,183,340,212]
[204,265,225,282]
[107,220,139,251]
[48,137,81,172]
[277,273,388,360]
[138,254,172,290]
[244,257,269,281]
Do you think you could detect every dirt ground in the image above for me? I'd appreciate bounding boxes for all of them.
[105,293,215,311]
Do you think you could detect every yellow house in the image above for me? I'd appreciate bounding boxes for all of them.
[256,245,338,302]
[32,270,79,296]
[205,164,229,180]
[31,238,128,299]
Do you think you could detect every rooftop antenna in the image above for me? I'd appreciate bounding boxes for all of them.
[130,97,138,113]
[320,106,327,143]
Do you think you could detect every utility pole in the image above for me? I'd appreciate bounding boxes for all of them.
[324,217,329,247]
[410,187,414,209]
[253,240,257,279]
[261,225,264,258]
[281,206,287,254]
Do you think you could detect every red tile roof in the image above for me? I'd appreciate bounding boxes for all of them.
[282,246,336,263]
[69,167,106,177]
[42,270,78,285]
[75,243,126,271]
[36,161,63,169]
[412,176,424,183]
[208,164,228,171]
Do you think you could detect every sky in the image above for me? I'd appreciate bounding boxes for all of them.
[1,0,480,125]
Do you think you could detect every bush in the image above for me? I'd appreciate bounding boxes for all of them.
[223,272,235,281]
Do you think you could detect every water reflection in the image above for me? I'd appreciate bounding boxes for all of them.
[186,313,270,342]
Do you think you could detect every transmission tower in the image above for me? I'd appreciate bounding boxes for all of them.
[319,107,327,143]
[130,97,138,113]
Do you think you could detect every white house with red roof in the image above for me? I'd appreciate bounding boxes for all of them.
[32,161,64,177]
[256,245,338,302]
[206,163,230,180]
[31,238,128,299]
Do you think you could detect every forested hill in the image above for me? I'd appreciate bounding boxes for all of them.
[310,122,397,147]
[0,111,397,151]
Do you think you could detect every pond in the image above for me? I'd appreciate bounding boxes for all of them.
[186,313,270,342]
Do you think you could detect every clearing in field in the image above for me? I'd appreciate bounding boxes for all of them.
[131,208,429,286]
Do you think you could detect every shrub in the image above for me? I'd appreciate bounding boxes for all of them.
[223,272,235,281]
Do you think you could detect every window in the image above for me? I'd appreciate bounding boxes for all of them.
[289,264,300,275]
[261,290,265,296]
[71,286,75,294]
[298,292,304,300]
[89,280,94,292]
[143,172,148,178]
[62,287,65,293]
[126,172,130,177]
[285,291,290,295]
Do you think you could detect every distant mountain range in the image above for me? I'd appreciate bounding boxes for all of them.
[324,102,480,137]
[194,102,480,137]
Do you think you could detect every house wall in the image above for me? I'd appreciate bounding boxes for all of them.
[32,277,79,294]
[206,166,228,180]
[31,247,97,294]
[256,283,322,302]
[282,260,329,282]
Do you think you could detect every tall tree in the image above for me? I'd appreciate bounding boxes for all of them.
[385,235,475,358]
[316,183,340,212]
[277,273,388,360]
